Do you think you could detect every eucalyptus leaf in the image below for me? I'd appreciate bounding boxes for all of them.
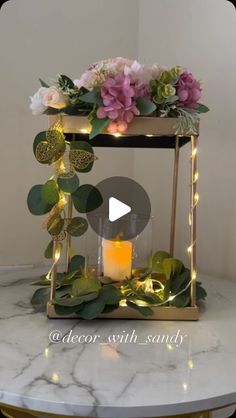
[136,97,156,115]
[170,268,190,293]
[47,214,64,236]
[41,179,59,205]
[102,303,119,313]
[69,255,85,274]
[162,258,183,280]
[72,276,101,297]
[79,297,106,320]
[196,281,207,300]
[89,117,110,139]
[126,301,153,316]
[72,184,103,213]
[39,78,50,88]
[196,103,210,113]
[44,240,54,259]
[59,270,79,287]
[43,107,62,115]
[33,132,50,164]
[31,287,50,307]
[80,90,103,105]
[152,251,171,273]
[100,285,122,305]
[27,185,53,215]
[57,174,80,193]
[170,290,190,308]
[67,217,88,237]
[54,304,83,316]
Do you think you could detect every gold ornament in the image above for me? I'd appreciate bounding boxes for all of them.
[69,149,98,171]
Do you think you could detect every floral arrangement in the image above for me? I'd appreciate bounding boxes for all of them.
[30,57,209,138]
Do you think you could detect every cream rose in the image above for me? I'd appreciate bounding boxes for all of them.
[41,86,68,109]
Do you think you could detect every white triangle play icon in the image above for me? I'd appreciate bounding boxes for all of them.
[109,197,131,222]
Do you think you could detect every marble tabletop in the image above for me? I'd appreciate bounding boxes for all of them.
[0,268,236,417]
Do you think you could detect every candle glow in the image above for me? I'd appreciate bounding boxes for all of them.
[102,239,132,281]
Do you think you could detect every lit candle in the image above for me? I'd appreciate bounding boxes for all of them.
[102,239,133,281]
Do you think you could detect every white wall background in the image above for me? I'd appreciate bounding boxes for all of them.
[0,0,236,280]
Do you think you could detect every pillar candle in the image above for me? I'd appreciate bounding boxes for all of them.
[102,239,133,281]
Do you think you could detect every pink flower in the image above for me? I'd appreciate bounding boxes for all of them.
[41,86,67,109]
[96,72,140,132]
[176,71,201,108]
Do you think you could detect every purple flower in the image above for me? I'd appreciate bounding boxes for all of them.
[176,71,201,108]
[97,72,140,132]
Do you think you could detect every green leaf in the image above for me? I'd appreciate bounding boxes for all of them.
[100,285,122,305]
[27,185,53,215]
[54,304,83,316]
[44,241,63,259]
[47,214,64,236]
[33,277,52,286]
[80,90,103,105]
[170,290,190,308]
[196,281,207,300]
[69,141,95,173]
[72,276,101,297]
[69,255,85,274]
[102,303,119,313]
[152,251,171,273]
[79,297,105,320]
[44,240,53,259]
[39,78,50,88]
[58,270,78,287]
[31,287,50,307]
[170,268,190,293]
[43,107,62,115]
[162,258,183,280]
[136,97,156,115]
[67,217,88,237]
[196,103,210,113]
[58,74,75,90]
[126,301,153,316]
[89,117,110,139]
[57,174,80,193]
[33,132,49,164]
[41,179,59,205]
[72,184,103,213]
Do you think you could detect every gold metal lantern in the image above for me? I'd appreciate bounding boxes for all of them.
[46,116,199,321]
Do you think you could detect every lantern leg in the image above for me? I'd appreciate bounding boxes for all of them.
[169,136,180,256]
[65,195,73,273]
[190,135,198,306]
[50,240,58,301]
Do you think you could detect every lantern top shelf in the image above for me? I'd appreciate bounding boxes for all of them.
[48,115,199,149]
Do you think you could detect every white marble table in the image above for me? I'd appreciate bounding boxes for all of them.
[0,268,236,417]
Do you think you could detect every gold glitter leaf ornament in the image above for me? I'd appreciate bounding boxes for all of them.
[69,141,97,172]
[34,130,66,164]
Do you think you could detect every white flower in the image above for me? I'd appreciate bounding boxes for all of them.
[30,87,47,115]
[41,86,68,109]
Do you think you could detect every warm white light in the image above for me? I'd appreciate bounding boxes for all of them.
[182,382,188,392]
[188,213,192,226]
[44,348,49,358]
[120,299,127,307]
[80,128,89,134]
[193,171,199,183]
[166,344,173,351]
[188,359,194,369]
[192,270,197,280]
[192,148,198,157]
[113,133,121,138]
[194,192,200,204]
[169,295,175,301]
[146,134,153,137]
[187,245,192,255]
[52,372,59,383]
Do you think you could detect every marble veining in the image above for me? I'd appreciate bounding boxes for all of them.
[0,268,236,417]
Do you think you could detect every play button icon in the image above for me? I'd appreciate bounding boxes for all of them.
[87,176,151,240]
[109,197,131,222]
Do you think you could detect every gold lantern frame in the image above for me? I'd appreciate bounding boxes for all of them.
[47,116,199,320]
